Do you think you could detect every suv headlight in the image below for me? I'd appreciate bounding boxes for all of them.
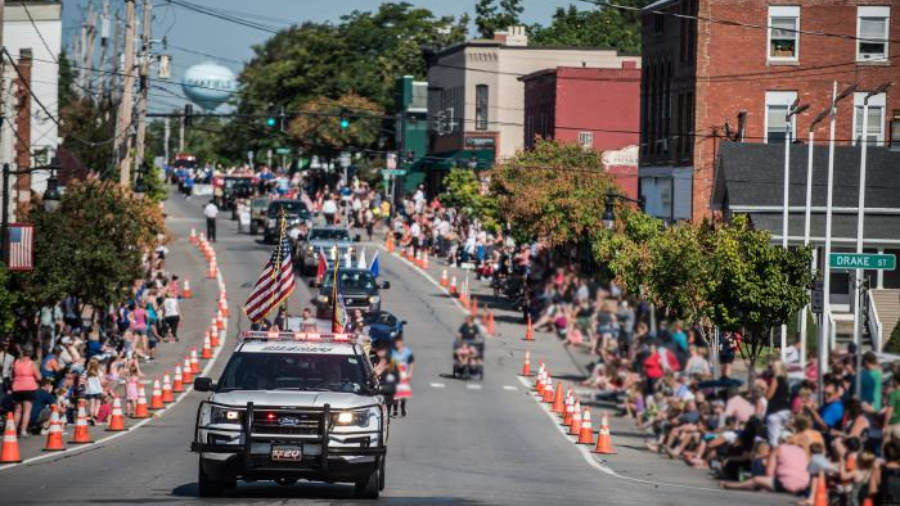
[210,406,243,425]
[368,296,380,305]
[317,294,330,304]
[333,407,379,427]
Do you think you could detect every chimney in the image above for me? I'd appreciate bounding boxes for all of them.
[14,49,33,215]
[501,25,528,47]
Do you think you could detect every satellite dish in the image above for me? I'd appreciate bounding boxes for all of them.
[182,61,237,111]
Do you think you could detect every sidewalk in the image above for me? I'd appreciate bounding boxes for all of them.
[370,237,738,491]
[3,215,227,466]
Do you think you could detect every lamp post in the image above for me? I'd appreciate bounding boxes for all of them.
[1,159,62,265]
[781,99,809,361]
[820,81,857,400]
[853,82,891,394]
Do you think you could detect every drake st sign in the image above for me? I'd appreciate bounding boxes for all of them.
[829,253,896,271]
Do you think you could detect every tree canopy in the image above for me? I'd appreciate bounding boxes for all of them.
[529,3,650,53]
[475,0,524,38]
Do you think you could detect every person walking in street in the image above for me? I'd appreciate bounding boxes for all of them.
[391,335,414,417]
[163,290,181,342]
[11,346,41,437]
[322,194,338,225]
[204,200,219,242]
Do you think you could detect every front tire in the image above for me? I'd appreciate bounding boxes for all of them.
[379,457,386,491]
[197,458,227,498]
[354,467,380,499]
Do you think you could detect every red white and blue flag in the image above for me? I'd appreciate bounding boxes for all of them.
[8,224,34,271]
[244,235,295,323]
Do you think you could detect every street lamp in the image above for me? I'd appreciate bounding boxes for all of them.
[603,190,646,230]
[1,158,62,265]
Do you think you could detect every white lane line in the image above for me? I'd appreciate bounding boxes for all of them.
[429,382,446,388]
[514,376,728,494]
[0,262,229,472]
[503,385,518,391]
[466,384,482,390]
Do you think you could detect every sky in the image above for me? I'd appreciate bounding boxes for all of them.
[59,0,578,111]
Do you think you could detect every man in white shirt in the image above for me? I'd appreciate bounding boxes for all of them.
[163,293,181,342]
[322,196,338,225]
[204,200,219,242]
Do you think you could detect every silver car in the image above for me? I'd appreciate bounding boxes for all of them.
[191,332,393,498]
[297,226,359,276]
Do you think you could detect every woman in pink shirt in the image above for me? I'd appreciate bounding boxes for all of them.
[721,439,810,494]
[11,345,41,437]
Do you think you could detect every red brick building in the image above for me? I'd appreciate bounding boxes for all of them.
[640,0,900,222]
[522,64,641,198]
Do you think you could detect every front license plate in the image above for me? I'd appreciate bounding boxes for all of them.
[271,445,303,462]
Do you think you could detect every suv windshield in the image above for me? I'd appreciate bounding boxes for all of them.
[268,201,309,219]
[309,229,351,241]
[218,352,368,394]
[322,270,377,291]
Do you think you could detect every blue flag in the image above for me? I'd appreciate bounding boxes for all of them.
[369,251,380,278]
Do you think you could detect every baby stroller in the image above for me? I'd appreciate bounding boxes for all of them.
[452,338,484,380]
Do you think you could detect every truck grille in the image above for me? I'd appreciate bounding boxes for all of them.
[251,411,323,436]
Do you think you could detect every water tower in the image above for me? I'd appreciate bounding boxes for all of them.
[182,62,237,111]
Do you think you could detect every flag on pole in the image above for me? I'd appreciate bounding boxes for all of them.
[357,248,367,270]
[8,224,34,271]
[316,247,328,283]
[331,254,347,332]
[369,251,380,278]
[244,214,295,324]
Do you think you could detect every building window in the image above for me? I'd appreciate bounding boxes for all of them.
[853,92,886,146]
[857,7,890,62]
[577,131,593,150]
[765,91,798,143]
[768,7,800,61]
[475,84,489,130]
[892,112,900,150]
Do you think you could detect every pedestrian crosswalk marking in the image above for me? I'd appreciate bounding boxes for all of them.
[429,382,445,388]
[466,384,482,390]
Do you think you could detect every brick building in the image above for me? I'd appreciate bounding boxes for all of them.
[521,65,641,199]
[640,0,900,223]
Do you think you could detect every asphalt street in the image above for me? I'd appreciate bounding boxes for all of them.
[0,195,793,506]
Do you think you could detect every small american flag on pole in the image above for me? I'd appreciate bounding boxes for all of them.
[8,224,34,271]
[244,212,295,324]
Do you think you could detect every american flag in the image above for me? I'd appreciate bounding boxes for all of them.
[244,235,296,324]
[8,224,34,271]
[331,255,348,333]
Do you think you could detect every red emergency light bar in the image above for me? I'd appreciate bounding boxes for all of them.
[240,330,354,343]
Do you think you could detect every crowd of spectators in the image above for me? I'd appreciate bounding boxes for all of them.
[0,241,186,438]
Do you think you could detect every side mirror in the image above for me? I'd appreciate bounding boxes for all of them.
[353,234,361,243]
[309,279,319,288]
[376,383,396,396]
[194,377,215,392]
[381,281,391,290]
[401,320,408,326]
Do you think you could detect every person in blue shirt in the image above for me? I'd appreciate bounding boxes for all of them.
[671,320,689,353]
[807,381,845,435]
[29,379,55,434]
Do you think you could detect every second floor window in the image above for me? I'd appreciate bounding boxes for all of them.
[765,91,798,143]
[768,7,799,61]
[475,84,489,130]
[854,92,886,146]
[858,7,890,62]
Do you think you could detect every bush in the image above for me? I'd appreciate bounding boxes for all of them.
[886,318,900,354]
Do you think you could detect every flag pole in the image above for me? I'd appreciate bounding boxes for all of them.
[277,207,289,319]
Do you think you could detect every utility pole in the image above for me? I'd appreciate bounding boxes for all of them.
[83,5,97,97]
[179,116,184,153]
[109,12,121,104]
[97,0,110,100]
[163,117,170,164]
[134,0,152,174]
[117,0,136,186]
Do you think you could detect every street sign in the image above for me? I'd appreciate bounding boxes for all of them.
[275,148,290,155]
[828,253,896,271]
[382,169,408,177]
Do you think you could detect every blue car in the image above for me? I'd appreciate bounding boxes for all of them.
[367,311,406,346]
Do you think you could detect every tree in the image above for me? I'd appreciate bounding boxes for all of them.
[287,94,383,158]
[440,169,498,229]
[708,215,813,383]
[59,97,116,173]
[593,208,662,297]
[475,0,524,38]
[0,265,18,335]
[529,3,651,53]
[491,140,617,247]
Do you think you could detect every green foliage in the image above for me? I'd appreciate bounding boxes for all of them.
[649,221,716,325]
[59,97,115,173]
[529,3,651,53]
[440,169,498,229]
[475,0,523,38]
[0,264,18,334]
[58,50,77,111]
[491,140,617,246]
[887,318,900,354]
[593,208,661,297]
[287,94,383,157]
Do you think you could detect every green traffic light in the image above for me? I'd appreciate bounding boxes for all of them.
[266,117,277,128]
[340,119,350,129]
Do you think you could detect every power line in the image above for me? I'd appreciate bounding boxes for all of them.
[167,43,244,65]
[164,0,283,34]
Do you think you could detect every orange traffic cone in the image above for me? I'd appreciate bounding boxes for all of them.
[594,412,617,454]
[486,311,495,336]
[525,315,534,341]
[189,228,197,245]
[422,252,429,270]
[534,362,545,391]
[182,356,194,384]
[219,297,229,317]
[70,400,92,444]
[470,297,478,317]
[563,393,574,426]
[183,279,193,299]
[106,396,126,432]
[207,327,217,348]
[201,334,213,359]
[43,405,65,452]
[162,371,174,403]
[459,287,468,309]
[133,386,149,419]
[551,383,566,413]
[449,276,457,296]
[813,471,828,506]
[520,350,532,376]
[207,258,217,279]
[190,348,200,374]
[440,269,448,287]
[173,364,184,392]
[569,399,583,435]
[578,407,594,445]
[216,313,225,331]
[1,412,21,463]
[150,377,164,409]
[542,375,554,403]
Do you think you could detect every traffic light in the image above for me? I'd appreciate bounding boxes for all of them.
[266,116,277,128]
[339,108,350,130]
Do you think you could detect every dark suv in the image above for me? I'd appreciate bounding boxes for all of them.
[312,269,389,319]
[264,200,311,244]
